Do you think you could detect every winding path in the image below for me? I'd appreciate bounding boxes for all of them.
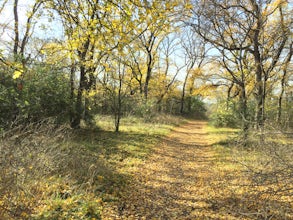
[102,121,235,219]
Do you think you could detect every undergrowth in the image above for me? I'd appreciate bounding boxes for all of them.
[0,115,183,219]
[205,124,293,219]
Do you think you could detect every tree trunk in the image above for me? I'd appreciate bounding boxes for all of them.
[278,43,292,124]
[70,39,90,128]
[278,85,284,124]
[253,35,265,130]
[250,1,265,133]
[144,52,152,100]
[255,66,264,130]
[69,64,76,126]
[13,0,19,59]
[239,84,249,141]
[115,80,122,132]
[180,71,189,114]
[71,65,86,129]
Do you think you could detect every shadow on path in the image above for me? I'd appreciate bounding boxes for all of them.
[102,121,245,219]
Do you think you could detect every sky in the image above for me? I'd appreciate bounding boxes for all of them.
[2,0,291,90]
[0,0,63,52]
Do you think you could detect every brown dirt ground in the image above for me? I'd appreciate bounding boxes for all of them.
[101,121,245,219]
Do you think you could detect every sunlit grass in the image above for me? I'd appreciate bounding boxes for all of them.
[203,123,293,219]
[0,114,184,219]
[95,114,184,134]
[3,118,291,219]
[204,123,239,146]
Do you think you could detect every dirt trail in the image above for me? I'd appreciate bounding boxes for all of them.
[103,121,228,219]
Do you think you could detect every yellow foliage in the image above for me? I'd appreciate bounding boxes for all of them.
[88,90,97,97]
[12,62,24,79]
[97,175,104,181]
[192,84,218,96]
[13,69,23,79]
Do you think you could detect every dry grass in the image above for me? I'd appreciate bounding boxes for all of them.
[101,121,293,219]
[0,116,179,219]
[206,124,293,219]
[1,118,292,219]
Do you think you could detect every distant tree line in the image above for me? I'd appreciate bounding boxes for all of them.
[1,0,292,135]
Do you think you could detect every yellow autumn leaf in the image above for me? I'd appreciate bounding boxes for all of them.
[97,175,104,181]
[88,90,96,97]
[13,70,23,79]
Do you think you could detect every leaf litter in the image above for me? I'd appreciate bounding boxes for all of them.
[102,121,248,219]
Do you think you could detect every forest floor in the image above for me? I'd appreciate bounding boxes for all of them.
[101,120,293,220]
[1,118,292,219]
[102,121,244,219]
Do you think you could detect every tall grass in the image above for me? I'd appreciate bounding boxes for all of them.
[0,115,184,219]
[205,124,293,219]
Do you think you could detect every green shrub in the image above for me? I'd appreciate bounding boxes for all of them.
[209,102,239,128]
[0,69,19,128]
[184,95,207,119]
[133,98,157,121]
[21,65,71,122]
[0,64,71,128]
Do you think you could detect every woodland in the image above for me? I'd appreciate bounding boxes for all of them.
[0,0,292,219]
